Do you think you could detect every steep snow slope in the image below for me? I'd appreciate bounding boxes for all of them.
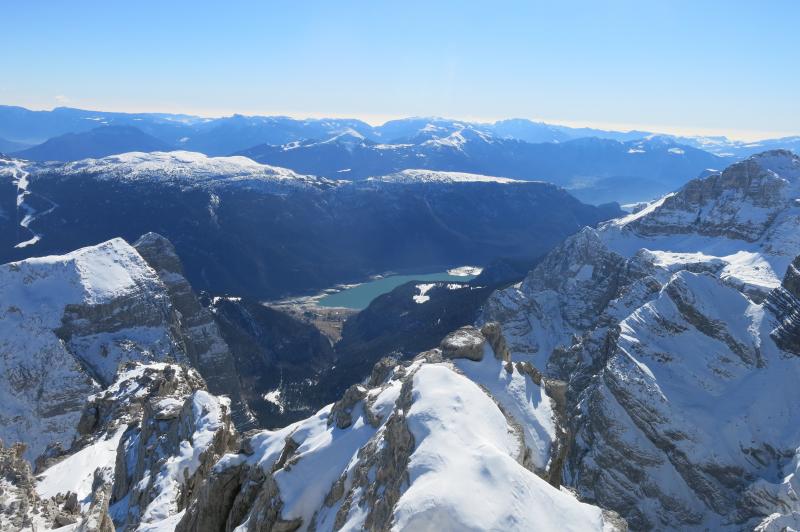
[483,150,800,530]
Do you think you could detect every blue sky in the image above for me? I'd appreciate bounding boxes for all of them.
[2,1,798,140]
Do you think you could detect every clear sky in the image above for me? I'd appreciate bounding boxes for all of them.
[2,1,798,140]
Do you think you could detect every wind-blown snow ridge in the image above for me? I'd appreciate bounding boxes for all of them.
[180,337,621,531]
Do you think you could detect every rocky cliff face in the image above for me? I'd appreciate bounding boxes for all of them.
[0,440,83,531]
[766,255,800,356]
[482,150,800,530]
[624,150,800,242]
[132,232,253,427]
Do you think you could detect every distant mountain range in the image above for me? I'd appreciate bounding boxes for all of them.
[2,105,798,204]
[3,104,796,156]
[12,125,171,161]
[237,131,721,204]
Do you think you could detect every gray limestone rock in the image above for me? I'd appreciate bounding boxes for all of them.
[440,325,486,361]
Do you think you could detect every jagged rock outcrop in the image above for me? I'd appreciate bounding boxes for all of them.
[626,150,800,241]
[31,363,237,531]
[0,232,259,465]
[481,227,630,370]
[440,325,486,361]
[0,441,76,531]
[482,151,800,530]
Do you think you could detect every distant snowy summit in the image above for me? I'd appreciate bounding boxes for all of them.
[368,168,524,184]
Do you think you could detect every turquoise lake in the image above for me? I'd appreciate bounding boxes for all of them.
[317,270,478,310]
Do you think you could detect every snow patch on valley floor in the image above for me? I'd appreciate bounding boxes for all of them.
[413,283,436,304]
[263,388,285,413]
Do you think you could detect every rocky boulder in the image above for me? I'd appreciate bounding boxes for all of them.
[440,325,487,361]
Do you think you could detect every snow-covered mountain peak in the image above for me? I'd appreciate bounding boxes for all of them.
[0,237,184,459]
[748,149,800,182]
[482,151,800,529]
[322,127,367,143]
[603,150,800,267]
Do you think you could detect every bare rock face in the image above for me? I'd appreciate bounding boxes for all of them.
[0,441,83,531]
[482,227,629,370]
[329,384,368,429]
[0,441,44,531]
[480,321,510,362]
[76,469,114,532]
[767,255,800,356]
[440,325,486,361]
[133,232,253,427]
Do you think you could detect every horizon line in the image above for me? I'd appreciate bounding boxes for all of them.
[3,102,797,143]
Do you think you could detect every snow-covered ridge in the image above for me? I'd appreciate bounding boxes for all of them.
[51,150,332,187]
[178,326,622,531]
[368,168,525,184]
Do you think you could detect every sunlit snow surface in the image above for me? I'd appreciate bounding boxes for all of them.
[52,150,334,189]
[393,364,604,532]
